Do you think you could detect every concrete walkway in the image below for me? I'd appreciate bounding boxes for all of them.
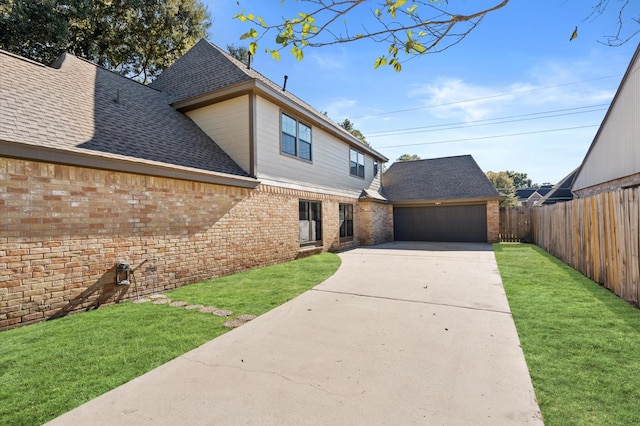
[47,242,543,425]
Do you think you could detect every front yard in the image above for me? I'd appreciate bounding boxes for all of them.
[0,253,341,426]
[495,243,640,425]
[3,244,640,425]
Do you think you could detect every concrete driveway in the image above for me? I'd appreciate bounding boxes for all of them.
[47,242,543,425]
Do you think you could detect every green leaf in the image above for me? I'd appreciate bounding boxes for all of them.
[239,28,258,40]
[249,42,257,55]
[373,56,387,69]
[270,50,281,60]
[291,46,304,61]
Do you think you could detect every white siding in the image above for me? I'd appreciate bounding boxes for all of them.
[186,96,251,173]
[573,52,640,192]
[255,96,378,196]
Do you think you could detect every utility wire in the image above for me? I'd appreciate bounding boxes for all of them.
[351,75,620,119]
[367,104,608,138]
[375,125,599,149]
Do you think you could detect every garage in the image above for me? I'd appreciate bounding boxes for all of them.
[382,155,505,243]
[393,204,487,242]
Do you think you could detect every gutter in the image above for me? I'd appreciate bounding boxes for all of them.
[0,139,260,189]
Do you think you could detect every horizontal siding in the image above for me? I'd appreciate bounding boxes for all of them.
[186,96,251,173]
[574,54,640,191]
[255,96,378,195]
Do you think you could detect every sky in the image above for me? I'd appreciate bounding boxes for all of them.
[201,0,640,185]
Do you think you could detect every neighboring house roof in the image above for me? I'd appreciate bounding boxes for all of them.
[516,188,537,200]
[382,155,503,202]
[537,168,578,205]
[536,185,553,196]
[149,39,388,162]
[0,49,252,184]
[572,43,640,193]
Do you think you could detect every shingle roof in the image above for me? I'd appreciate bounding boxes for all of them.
[150,39,387,162]
[149,39,254,102]
[382,155,501,201]
[538,168,577,205]
[0,50,249,177]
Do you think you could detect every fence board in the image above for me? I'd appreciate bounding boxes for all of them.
[534,187,640,306]
[499,206,532,242]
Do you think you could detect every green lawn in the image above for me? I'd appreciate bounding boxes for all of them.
[0,252,340,426]
[494,243,640,425]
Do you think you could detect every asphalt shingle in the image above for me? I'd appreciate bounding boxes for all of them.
[382,155,501,201]
[0,50,249,177]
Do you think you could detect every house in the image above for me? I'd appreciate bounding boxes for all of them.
[0,39,498,329]
[382,156,504,243]
[516,185,552,207]
[0,40,392,329]
[572,43,640,197]
[536,169,577,206]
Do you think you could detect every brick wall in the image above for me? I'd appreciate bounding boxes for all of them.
[358,200,393,245]
[486,200,500,243]
[0,157,367,330]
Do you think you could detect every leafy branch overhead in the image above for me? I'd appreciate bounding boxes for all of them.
[234,0,511,71]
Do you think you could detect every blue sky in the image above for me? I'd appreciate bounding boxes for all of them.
[202,0,639,185]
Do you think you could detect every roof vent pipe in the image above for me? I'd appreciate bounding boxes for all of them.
[247,53,252,70]
[282,75,288,91]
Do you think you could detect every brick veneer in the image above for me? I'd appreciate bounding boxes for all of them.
[358,200,393,246]
[0,157,385,330]
[486,200,500,243]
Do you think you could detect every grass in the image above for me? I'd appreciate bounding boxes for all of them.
[0,252,340,426]
[494,243,640,425]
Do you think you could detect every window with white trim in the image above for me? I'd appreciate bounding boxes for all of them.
[350,148,365,178]
[282,113,312,161]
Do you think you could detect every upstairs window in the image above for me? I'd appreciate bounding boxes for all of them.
[282,113,312,161]
[350,148,365,178]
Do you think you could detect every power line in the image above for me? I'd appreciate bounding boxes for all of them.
[375,125,599,149]
[367,104,608,138]
[351,75,620,119]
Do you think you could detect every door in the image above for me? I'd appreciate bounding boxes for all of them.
[393,204,487,242]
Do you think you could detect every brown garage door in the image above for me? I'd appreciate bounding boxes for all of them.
[393,204,487,242]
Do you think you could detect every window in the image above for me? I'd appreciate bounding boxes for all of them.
[282,113,312,161]
[339,204,354,241]
[373,161,379,177]
[299,201,322,245]
[350,148,365,178]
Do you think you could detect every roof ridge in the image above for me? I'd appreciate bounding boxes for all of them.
[0,49,48,68]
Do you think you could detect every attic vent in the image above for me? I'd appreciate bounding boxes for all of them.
[282,75,288,91]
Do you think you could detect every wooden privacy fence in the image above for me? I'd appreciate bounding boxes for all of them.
[499,206,532,242]
[533,187,640,305]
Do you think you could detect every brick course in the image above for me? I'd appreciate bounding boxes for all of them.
[1,157,388,330]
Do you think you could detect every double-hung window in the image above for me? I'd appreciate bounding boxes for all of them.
[282,113,312,161]
[339,204,354,241]
[299,201,322,245]
[350,148,365,178]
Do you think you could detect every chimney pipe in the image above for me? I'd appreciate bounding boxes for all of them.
[282,75,288,91]
[247,53,252,70]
